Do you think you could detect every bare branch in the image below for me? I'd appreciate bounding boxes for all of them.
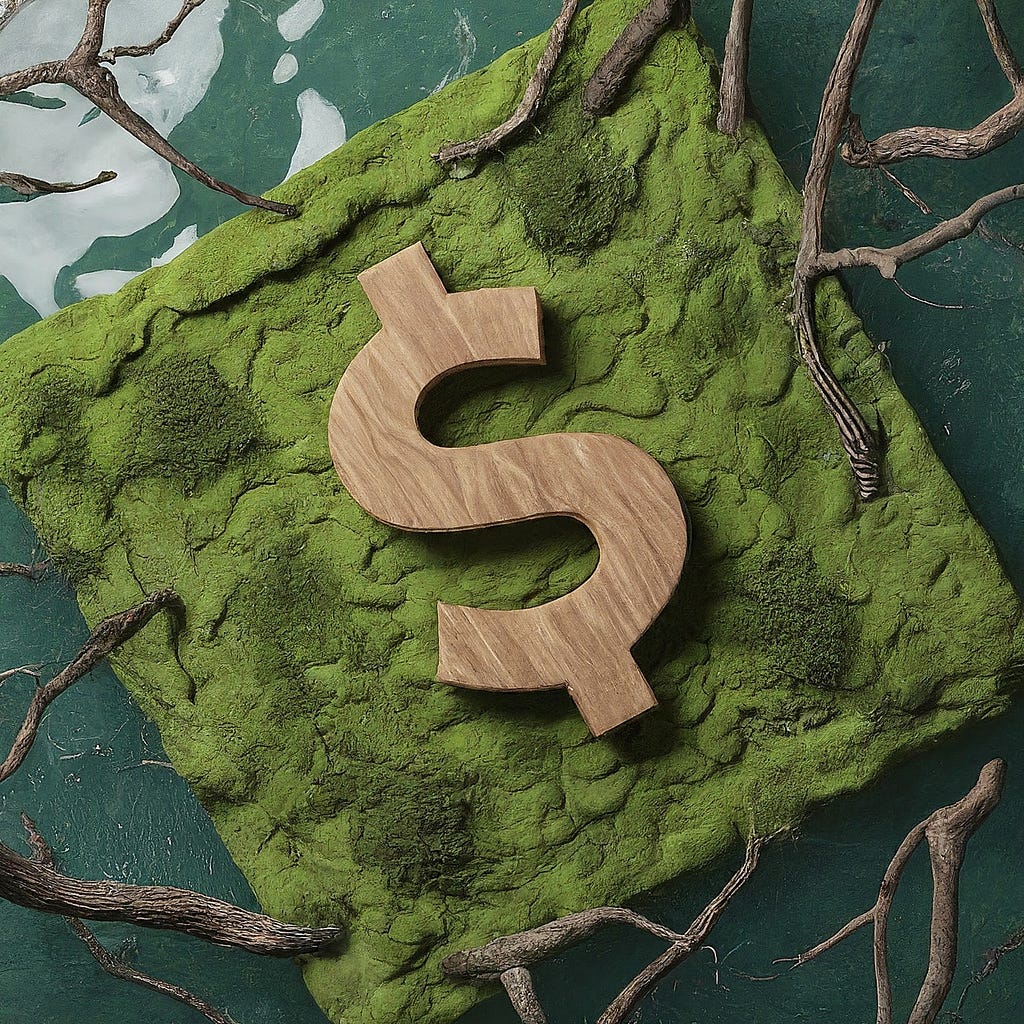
[582,0,688,117]
[842,0,1024,167]
[0,0,39,33]
[0,0,295,215]
[446,833,777,1024]
[0,560,48,579]
[72,0,114,63]
[0,62,59,96]
[844,94,1024,167]
[817,183,1024,278]
[0,817,340,955]
[64,64,296,215]
[0,588,179,785]
[0,169,116,197]
[976,0,1023,89]
[781,760,1005,1024]
[434,0,580,165]
[598,834,769,1024]
[717,0,754,135]
[797,0,881,275]
[21,814,237,1024]
[443,906,684,979]
[791,0,884,501]
[100,0,207,63]
[0,588,339,988]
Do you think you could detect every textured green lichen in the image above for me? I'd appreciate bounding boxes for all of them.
[0,3,1021,1023]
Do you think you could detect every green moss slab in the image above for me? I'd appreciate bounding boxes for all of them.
[1,3,1022,1022]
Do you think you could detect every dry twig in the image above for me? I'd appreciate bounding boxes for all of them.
[792,0,884,501]
[0,169,117,197]
[444,832,775,1024]
[790,0,1024,501]
[21,813,237,1024]
[0,560,47,579]
[433,0,581,165]
[0,587,340,1018]
[0,0,294,214]
[843,0,1024,167]
[779,759,1005,1024]
[582,0,688,117]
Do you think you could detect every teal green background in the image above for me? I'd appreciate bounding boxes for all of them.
[2,1,1024,1021]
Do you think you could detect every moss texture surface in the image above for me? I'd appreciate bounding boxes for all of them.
[1,3,1023,1022]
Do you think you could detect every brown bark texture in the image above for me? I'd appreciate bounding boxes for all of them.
[716,0,754,134]
[582,0,689,116]
[0,587,341,1020]
[445,833,773,1024]
[781,759,1005,1024]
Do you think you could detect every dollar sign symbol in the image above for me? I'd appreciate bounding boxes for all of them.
[328,244,688,736]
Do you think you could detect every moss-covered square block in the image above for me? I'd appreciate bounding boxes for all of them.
[0,3,1021,1022]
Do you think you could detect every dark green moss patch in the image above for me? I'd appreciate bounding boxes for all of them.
[353,770,474,897]
[741,545,852,691]
[502,108,638,258]
[131,355,265,493]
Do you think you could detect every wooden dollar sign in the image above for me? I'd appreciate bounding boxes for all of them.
[328,243,688,736]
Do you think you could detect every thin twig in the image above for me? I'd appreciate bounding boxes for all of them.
[817,183,1024,278]
[792,0,884,501]
[0,0,294,215]
[0,588,180,785]
[889,277,966,311]
[434,0,580,165]
[878,164,931,216]
[0,560,48,579]
[0,169,116,197]
[100,0,207,63]
[445,833,777,1024]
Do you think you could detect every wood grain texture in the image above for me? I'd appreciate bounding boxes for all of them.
[328,243,688,736]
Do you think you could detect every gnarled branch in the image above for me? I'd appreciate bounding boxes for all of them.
[0,560,48,579]
[0,169,116,197]
[792,0,884,501]
[0,588,341,968]
[100,0,207,63]
[0,837,339,956]
[0,0,294,215]
[842,0,1024,167]
[22,814,236,1024]
[779,759,1005,1024]
[445,832,776,1024]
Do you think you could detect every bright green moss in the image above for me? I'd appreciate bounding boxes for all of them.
[0,3,1021,1023]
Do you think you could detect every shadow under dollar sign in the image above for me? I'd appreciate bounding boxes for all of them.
[328,243,688,736]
